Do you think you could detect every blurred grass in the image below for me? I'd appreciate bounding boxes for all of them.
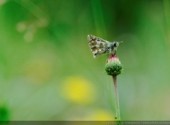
[0,0,170,121]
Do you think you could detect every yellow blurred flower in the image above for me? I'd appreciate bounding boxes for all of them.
[63,76,95,104]
[87,110,115,121]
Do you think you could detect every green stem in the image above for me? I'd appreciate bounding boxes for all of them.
[112,76,121,121]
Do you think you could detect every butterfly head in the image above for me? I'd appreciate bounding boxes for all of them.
[112,42,119,47]
[109,42,119,52]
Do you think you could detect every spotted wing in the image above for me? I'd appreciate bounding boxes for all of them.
[87,34,110,58]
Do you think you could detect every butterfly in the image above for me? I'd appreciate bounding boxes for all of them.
[87,34,122,58]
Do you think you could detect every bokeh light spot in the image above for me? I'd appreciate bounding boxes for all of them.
[63,76,96,104]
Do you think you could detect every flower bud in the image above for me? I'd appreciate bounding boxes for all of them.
[105,55,122,76]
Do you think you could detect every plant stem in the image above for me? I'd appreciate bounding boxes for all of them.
[112,76,121,121]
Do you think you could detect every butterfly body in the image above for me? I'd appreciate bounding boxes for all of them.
[87,34,120,58]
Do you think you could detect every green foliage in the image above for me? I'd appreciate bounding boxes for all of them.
[0,106,10,122]
[0,0,169,121]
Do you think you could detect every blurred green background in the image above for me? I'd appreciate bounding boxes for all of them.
[0,0,170,121]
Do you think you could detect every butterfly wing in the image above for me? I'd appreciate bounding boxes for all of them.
[87,34,110,58]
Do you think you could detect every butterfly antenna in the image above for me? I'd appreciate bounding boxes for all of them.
[119,41,123,44]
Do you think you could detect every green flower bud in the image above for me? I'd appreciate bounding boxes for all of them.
[105,55,122,76]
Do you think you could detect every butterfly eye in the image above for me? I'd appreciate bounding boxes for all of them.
[113,43,117,47]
